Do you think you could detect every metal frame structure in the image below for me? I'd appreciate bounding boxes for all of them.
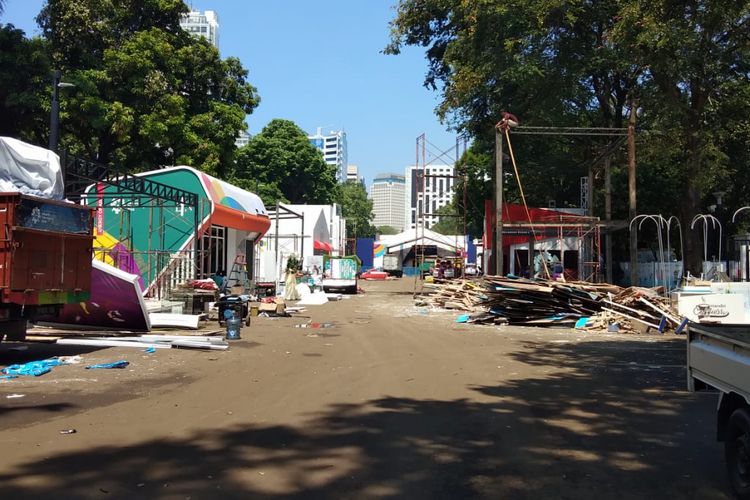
[494,123,632,283]
[414,133,469,287]
[63,152,215,299]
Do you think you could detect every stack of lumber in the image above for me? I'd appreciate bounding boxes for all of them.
[420,276,684,333]
[422,279,487,311]
[583,286,684,334]
[480,276,613,327]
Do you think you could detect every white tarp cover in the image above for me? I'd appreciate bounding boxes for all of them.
[0,137,64,199]
[379,228,464,253]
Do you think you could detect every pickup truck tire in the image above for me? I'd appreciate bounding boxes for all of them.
[726,408,750,499]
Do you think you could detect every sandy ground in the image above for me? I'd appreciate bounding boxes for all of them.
[0,278,730,499]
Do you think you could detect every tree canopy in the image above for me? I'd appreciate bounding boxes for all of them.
[232,119,339,207]
[388,0,750,272]
[336,180,376,238]
[0,0,259,178]
[0,24,50,144]
[376,225,400,236]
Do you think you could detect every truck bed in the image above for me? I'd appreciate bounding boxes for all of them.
[687,321,750,402]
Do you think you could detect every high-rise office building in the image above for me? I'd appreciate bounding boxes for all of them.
[309,128,348,182]
[370,173,406,231]
[346,165,359,183]
[180,10,220,49]
[405,164,455,229]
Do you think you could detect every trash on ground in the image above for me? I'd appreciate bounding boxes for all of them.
[56,335,228,351]
[298,291,329,306]
[295,322,334,329]
[421,276,682,333]
[1,356,79,377]
[85,360,130,370]
[59,429,77,434]
[455,314,470,323]
[6,393,25,399]
[145,346,156,354]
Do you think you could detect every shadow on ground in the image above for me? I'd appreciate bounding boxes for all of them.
[0,338,729,499]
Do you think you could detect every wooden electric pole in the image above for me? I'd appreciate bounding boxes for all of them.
[494,126,504,276]
[627,103,638,286]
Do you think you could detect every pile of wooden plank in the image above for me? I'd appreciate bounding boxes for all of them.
[582,286,686,334]
[421,276,684,332]
[421,279,487,311]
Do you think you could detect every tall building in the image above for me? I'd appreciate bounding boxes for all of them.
[346,165,359,183]
[370,173,406,231]
[309,128,348,182]
[180,10,220,49]
[405,164,455,229]
[235,130,251,148]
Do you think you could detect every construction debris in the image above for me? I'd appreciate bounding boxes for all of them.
[421,277,682,333]
[56,335,229,350]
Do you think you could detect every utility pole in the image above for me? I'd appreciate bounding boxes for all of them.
[49,70,75,154]
[494,125,504,276]
[494,114,518,276]
[627,103,638,286]
[604,157,613,283]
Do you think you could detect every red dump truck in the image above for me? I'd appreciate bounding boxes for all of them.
[0,192,94,341]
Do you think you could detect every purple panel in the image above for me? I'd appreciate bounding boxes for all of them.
[42,262,150,331]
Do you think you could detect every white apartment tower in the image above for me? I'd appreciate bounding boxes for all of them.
[405,164,455,229]
[309,128,348,182]
[369,173,406,231]
[180,10,220,49]
[235,130,251,148]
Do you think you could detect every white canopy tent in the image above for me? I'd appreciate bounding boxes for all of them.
[379,228,465,254]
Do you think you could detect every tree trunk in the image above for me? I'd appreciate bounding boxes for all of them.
[681,131,703,276]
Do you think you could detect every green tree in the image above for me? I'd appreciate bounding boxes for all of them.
[0,24,51,144]
[388,0,750,272]
[612,0,750,270]
[337,180,375,238]
[430,203,462,235]
[231,119,338,207]
[35,0,259,177]
[376,225,400,235]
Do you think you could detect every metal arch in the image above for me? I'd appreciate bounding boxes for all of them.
[630,214,668,290]
[690,214,723,263]
[732,206,750,223]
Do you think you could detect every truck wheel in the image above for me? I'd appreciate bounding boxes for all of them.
[726,408,750,500]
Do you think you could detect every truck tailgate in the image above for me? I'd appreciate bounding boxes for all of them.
[688,322,750,401]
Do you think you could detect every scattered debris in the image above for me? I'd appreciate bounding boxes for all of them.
[56,335,228,350]
[421,277,682,333]
[59,429,77,435]
[6,393,25,399]
[295,322,334,329]
[1,356,80,377]
[85,360,130,370]
[149,313,201,330]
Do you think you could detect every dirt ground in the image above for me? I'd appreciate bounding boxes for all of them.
[0,278,731,499]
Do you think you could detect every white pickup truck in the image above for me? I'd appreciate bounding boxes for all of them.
[688,322,750,499]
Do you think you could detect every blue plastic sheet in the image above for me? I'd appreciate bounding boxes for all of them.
[2,358,63,377]
[85,360,129,370]
[574,317,590,329]
[455,314,470,323]
[0,374,18,379]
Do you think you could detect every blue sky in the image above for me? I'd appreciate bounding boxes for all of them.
[2,0,458,186]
